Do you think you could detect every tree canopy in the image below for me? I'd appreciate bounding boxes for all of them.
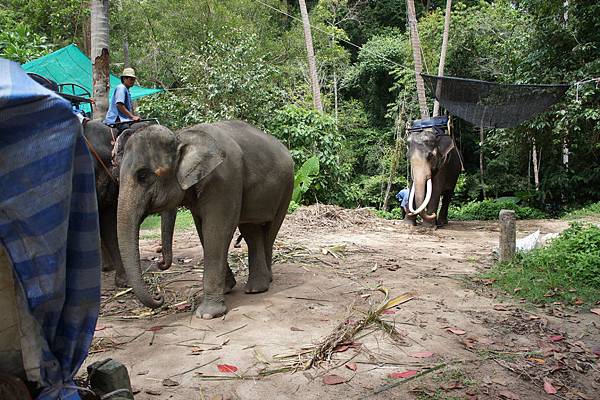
[2,0,599,212]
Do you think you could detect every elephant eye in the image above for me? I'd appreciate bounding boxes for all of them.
[136,168,153,184]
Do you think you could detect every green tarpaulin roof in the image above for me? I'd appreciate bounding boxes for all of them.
[22,44,163,105]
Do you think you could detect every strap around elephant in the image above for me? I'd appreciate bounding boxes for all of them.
[82,134,117,182]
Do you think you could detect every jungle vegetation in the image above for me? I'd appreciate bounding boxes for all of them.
[1,0,599,216]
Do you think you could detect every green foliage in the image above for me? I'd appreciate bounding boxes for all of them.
[562,202,600,220]
[138,31,284,129]
[292,156,320,204]
[448,199,547,221]
[488,223,600,305]
[268,105,351,203]
[0,22,51,63]
[376,207,404,220]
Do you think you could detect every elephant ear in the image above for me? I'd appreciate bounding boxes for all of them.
[176,132,225,190]
[437,135,455,158]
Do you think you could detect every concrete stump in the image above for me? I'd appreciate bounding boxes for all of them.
[499,209,516,262]
[87,359,133,400]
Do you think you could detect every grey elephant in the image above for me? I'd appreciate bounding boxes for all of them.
[116,120,294,319]
[83,120,176,286]
[405,120,462,227]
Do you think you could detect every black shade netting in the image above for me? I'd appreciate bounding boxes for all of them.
[422,74,570,128]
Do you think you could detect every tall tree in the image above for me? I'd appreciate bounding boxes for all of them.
[298,0,323,113]
[91,0,110,119]
[406,0,429,119]
[432,0,451,117]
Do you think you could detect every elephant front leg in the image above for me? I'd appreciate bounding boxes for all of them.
[194,217,235,319]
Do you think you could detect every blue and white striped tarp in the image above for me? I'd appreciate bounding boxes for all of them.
[0,59,101,400]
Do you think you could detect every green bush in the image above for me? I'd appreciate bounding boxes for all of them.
[488,223,600,305]
[448,199,546,221]
[376,207,404,220]
[562,201,600,220]
[267,105,351,204]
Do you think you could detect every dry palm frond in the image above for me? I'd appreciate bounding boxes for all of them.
[261,290,416,375]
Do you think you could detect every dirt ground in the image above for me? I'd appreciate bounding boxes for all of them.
[86,206,600,400]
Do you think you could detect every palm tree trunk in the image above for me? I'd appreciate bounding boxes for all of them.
[432,0,452,117]
[406,0,429,119]
[298,0,323,113]
[91,0,110,120]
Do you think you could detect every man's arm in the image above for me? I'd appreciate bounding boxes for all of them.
[117,102,140,121]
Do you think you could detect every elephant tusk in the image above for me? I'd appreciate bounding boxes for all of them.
[408,179,432,216]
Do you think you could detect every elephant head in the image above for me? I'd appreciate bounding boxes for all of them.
[407,128,455,222]
[116,125,224,308]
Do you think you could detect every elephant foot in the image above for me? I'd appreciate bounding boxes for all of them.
[225,270,237,294]
[436,218,448,227]
[195,295,227,319]
[245,275,270,294]
[402,217,417,226]
[421,220,438,229]
[114,271,129,288]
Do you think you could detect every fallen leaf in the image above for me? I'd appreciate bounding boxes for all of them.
[333,344,350,353]
[137,369,149,375]
[95,324,111,331]
[190,347,203,355]
[494,304,510,311]
[145,389,161,396]
[410,351,434,358]
[162,378,179,387]
[446,327,467,335]
[574,298,584,305]
[591,308,600,316]
[217,364,238,373]
[322,374,345,385]
[382,310,396,315]
[498,389,520,400]
[371,264,378,272]
[513,287,521,293]
[442,381,464,390]
[147,326,163,332]
[543,379,557,394]
[345,362,358,371]
[347,342,362,349]
[527,357,545,365]
[478,337,495,345]
[290,326,304,332]
[381,290,417,310]
[389,370,418,379]
[549,335,564,342]
[481,278,496,286]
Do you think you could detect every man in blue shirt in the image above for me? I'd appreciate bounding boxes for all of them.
[103,67,141,127]
[396,187,410,218]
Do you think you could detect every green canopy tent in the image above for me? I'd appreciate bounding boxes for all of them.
[22,44,163,115]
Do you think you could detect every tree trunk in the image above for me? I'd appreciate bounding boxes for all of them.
[298,0,323,113]
[406,0,429,119]
[91,0,110,120]
[479,125,486,198]
[123,37,130,68]
[432,0,452,117]
[382,101,406,211]
[532,139,540,191]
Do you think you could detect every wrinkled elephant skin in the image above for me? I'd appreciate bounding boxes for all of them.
[83,121,176,286]
[116,120,294,319]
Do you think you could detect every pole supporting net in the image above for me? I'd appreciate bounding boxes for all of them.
[422,74,570,128]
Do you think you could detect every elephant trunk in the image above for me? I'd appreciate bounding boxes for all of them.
[117,182,164,309]
[409,154,437,221]
[158,210,176,270]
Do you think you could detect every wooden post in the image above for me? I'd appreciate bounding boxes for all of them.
[499,209,516,262]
